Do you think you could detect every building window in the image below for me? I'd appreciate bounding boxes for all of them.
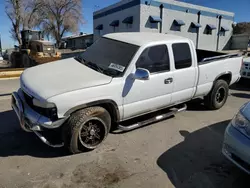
[189,22,202,33]
[123,16,133,29]
[220,26,229,36]
[110,20,119,33]
[205,24,216,35]
[205,29,212,35]
[149,16,161,29]
[171,20,185,32]
[95,24,103,35]
[172,43,192,69]
[220,32,226,36]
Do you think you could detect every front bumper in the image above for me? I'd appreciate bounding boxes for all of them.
[222,123,250,174]
[11,89,67,147]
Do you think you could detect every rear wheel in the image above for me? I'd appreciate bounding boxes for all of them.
[62,106,111,154]
[204,80,229,110]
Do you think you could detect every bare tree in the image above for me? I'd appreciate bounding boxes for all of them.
[5,0,43,45]
[5,0,23,45]
[233,22,250,35]
[39,0,84,45]
[22,0,44,29]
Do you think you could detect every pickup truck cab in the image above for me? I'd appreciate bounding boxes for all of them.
[11,32,242,153]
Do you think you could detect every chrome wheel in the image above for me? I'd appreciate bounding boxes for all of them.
[215,87,226,103]
[78,118,106,149]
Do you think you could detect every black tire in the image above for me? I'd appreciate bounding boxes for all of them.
[62,106,111,154]
[204,79,229,110]
[21,54,31,68]
[10,53,17,68]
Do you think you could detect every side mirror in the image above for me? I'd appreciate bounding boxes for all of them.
[133,68,150,80]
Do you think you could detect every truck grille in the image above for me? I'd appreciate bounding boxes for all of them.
[23,91,34,107]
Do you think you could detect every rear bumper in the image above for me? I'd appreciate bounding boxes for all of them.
[11,89,67,147]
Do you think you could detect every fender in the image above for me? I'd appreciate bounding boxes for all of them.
[214,71,232,83]
[64,99,120,121]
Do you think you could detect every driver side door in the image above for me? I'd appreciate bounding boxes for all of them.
[122,44,174,120]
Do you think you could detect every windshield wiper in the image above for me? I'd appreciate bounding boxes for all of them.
[85,61,104,73]
[76,57,115,76]
[103,69,119,77]
[75,56,86,64]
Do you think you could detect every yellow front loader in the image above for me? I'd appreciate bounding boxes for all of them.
[11,30,61,68]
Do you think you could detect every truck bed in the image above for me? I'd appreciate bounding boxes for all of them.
[196,49,239,65]
[195,51,242,98]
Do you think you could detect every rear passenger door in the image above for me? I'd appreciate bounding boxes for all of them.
[170,42,198,104]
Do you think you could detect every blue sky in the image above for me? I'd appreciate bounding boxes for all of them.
[0,0,249,49]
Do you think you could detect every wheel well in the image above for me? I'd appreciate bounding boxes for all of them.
[215,73,232,85]
[65,100,120,127]
[98,102,119,123]
[66,101,119,122]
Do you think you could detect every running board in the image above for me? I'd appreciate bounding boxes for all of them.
[118,104,187,132]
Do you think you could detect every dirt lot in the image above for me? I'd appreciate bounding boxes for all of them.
[0,79,250,188]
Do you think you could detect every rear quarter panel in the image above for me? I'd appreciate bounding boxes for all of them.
[196,56,242,97]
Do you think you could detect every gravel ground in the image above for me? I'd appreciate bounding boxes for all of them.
[0,79,250,188]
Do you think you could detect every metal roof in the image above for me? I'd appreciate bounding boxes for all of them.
[149,16,162,23]
[207,24,217,30]
[174,19,185,26]
[62,34,93,40]
[191,22,202,28]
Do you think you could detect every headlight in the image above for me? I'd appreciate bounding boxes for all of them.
[32,98,55,108]
[32,98,58,121]
[232,112,250,137]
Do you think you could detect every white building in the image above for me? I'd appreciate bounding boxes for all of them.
[93,0,234,51]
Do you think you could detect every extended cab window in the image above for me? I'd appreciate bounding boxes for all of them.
[136,45,170,73]
[172,43,192,69]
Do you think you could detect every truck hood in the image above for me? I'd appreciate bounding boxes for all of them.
[20,58,112,100]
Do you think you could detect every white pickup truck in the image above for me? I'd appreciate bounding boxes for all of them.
[12,32,242,153]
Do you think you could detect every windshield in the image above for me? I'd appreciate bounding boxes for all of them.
[76,37,139,77]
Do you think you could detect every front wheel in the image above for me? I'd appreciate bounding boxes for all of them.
[21,54,32,68]
[62,106,111,154]
[204,80,229,110]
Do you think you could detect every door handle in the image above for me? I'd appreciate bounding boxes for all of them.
[164,78,173,84]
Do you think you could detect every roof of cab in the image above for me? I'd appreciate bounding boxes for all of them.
[104,32,188,46]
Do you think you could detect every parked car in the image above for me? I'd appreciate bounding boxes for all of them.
[222,102,250,174]
[11,32,242,153]
[241,57,250,79]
